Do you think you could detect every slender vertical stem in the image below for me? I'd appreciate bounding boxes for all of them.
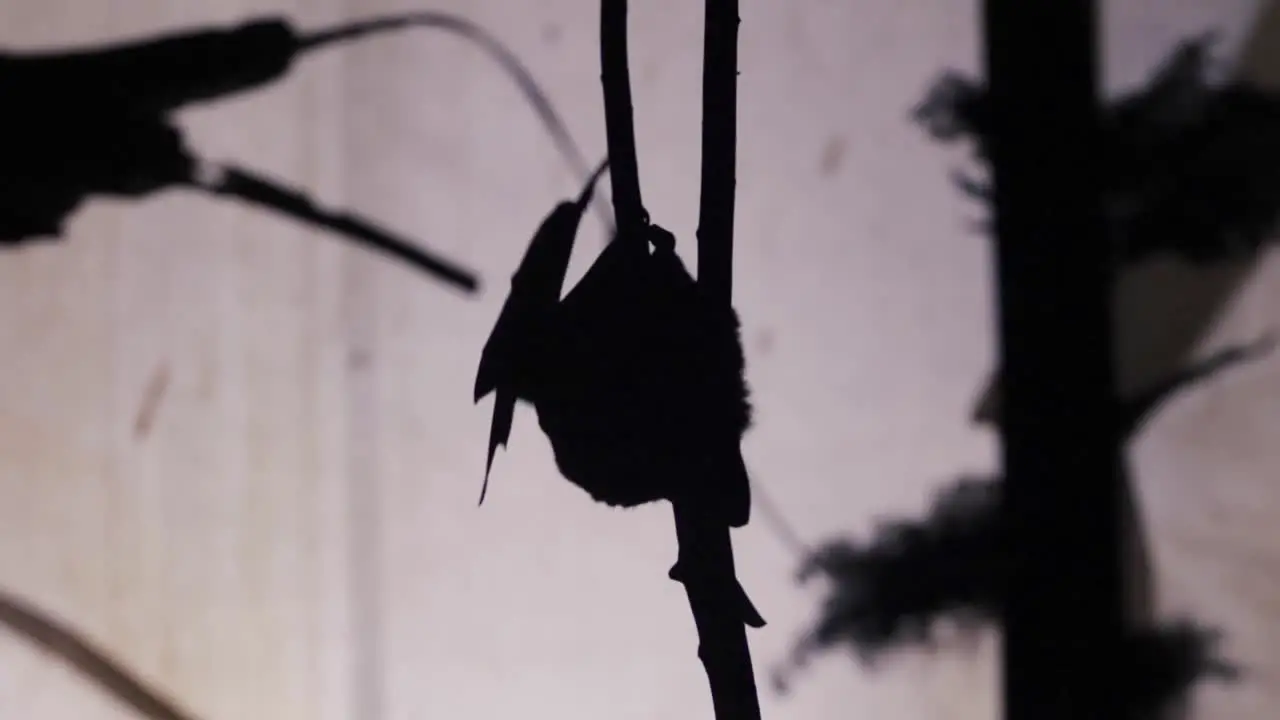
[696,0,739,302]
[600,0,646,231]
[983,2,1125,719]
[671,509,761,720]
[598,2,759,717]
[679,2,762,720]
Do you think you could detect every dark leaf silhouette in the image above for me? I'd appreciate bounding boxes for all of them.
[775,336,1270,707]
[914,31,1280,267]
[1120,620,1240,718]
[775,474,1000,682]
[0,12,612,292]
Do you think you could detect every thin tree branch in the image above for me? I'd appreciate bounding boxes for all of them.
[670,511,762,720]
[600,0,646,231]
[675,1,762,720]
[696,0,739,303]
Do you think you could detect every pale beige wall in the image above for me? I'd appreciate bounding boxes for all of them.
[0,1,1275,720]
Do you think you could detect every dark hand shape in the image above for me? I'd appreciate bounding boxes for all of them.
[0,18,304,244]
[1,110,194,239]
[0,12,603,293]
[475,161,753,530]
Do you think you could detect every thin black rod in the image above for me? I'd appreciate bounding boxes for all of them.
[196,165,479,293]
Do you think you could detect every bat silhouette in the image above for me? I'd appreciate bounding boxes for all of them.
[474,164,763,628]
[0,12,612,291]
[474,179,751,526]
[774,333,1270,704]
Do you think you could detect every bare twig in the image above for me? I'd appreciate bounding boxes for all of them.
[671,509,762,720]
[600,0,647,231]
[696,0,740,303]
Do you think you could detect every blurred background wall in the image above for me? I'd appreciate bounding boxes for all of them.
[0,1,1275,719]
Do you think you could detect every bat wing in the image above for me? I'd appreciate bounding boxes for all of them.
[473,202,581,402]
[475,295,529,402]
[474,160,608,504]
[475,160,608,401]
[478,387,517,506]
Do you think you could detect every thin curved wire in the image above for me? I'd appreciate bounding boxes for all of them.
[299,12,616,237]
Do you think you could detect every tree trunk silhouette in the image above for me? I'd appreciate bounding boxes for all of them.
[984,2,1127,718]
